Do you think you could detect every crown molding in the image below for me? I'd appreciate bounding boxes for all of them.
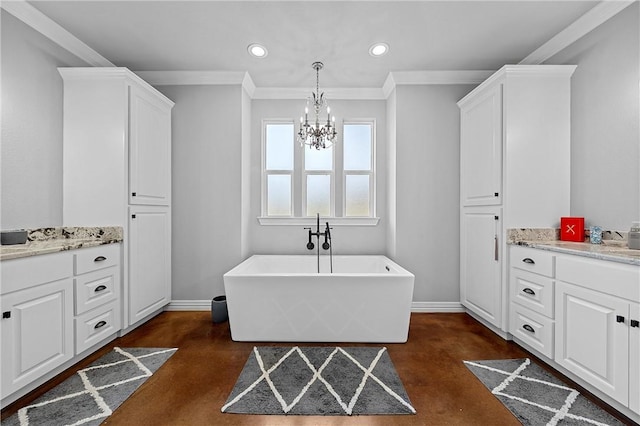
[135,70,249,86]
[251,87,386,100]
[520,0,636,65]
[1,0,114,67]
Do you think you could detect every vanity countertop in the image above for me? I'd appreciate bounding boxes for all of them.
[0,227,122,261]
[512,240,640,266]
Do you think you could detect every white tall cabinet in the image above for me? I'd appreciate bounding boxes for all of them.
[458,65,575,334]
[60,68,174,331]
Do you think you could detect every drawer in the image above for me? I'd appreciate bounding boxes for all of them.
[510,246,554,277]
[1,251,73,294]
[74,266,119,315]
[556,255,639,301]
[74,244,120,275]
[75,300,121,355]
[510,303,554,359]
[510,269,554,318]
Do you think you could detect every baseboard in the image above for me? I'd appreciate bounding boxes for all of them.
[165,300,465,313]
[165,300,212,311]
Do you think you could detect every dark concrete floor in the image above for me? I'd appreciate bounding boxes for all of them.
[2,312,631,425]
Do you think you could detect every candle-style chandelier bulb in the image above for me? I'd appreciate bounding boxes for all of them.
[297,62,337,150]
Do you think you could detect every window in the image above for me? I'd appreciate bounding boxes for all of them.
[261,120,376,224]
[343,122,373,217]
[263,123,293,216]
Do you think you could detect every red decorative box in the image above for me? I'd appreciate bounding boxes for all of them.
[560,217,585,242]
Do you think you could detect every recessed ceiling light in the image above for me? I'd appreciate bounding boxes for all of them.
[248,43,268,58]
[369,43,389,57]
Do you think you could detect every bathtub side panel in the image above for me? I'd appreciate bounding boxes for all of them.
[223,274,414,343]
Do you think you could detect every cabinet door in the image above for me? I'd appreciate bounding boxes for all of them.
[461,208,502,327]
[555,281,629,405]
[1,279,74,396]
[129,85,171,206]
[128,206,171,325]
[630,302,640,415]
[460,84,502,206]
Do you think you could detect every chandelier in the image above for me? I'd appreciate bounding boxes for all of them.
[297,62,337,150]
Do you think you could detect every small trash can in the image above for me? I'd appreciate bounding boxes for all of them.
[211,295,228,323]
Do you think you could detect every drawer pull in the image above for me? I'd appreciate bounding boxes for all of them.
[94,320,107,329]
[94,285,107,293]
[522,288,536,296]
[94,256,107,262]
[616,315,625,323]
[631,319,639,328]
[522,258,535,265]
[522,324,535,333]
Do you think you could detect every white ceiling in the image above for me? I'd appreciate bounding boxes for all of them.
[26,0,601,88]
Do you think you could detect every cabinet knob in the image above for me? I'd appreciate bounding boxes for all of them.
[94,321,107,330]
[132,192,137,197]
[2,311,10,319]
[522,288,536,296]
[522,258,535,265]
[631,319,639,328]
[616,315,625,323]
[522,324,535,333]
[494,192,499,197]
[94,285,107,293]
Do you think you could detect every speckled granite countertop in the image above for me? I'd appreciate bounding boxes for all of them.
[0,227,122,261]
[507,228,640,266]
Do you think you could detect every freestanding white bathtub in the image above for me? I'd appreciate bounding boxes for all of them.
[223,255,415,343]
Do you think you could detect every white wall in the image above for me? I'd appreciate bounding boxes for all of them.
[391,84,476,303]
[546,2,640,231]
[247,99,388,256]
[157,85,245,300]
[1,11,88,229]
[2,4,637,305]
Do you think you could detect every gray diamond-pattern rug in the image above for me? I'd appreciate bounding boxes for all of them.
[464,358,625,426]
[222,346,416,415]
[2,347,177,426]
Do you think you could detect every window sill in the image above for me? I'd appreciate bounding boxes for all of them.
[257,217,380,226]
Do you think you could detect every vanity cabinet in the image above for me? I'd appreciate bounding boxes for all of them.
[60,67,174,331]
[458,65,575,333]
[0,252,74,398]
[72,244,121,354]
[509,246,556,358]
[0,243,122,407]
[555,255,639,414]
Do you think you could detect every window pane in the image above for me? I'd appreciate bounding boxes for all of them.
[305,145,333,171]
[344,124,372,171]
[267,174,291,216]
[266,124,293,170]
[345,175,370,217]
[306,175,331,217]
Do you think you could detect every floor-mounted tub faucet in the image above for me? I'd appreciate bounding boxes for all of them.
[304,213,333,273]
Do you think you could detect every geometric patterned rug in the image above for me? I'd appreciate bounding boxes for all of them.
[222,346,415,415]
[1,347,177,426]
[464,358,625,426]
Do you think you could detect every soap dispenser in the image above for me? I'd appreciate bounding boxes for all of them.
[629,222,640,250]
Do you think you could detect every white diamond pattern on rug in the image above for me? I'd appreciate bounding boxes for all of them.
[2,347,177,426]
[464,358,625,426]
[222,346,415,416]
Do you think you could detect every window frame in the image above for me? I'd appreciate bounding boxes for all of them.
[342,120,376,218]
[259,118,379,226]
[261,120,295,217]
